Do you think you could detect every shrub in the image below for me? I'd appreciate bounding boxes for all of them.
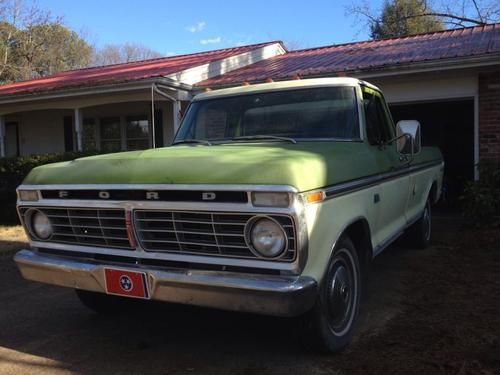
[0,152,97,224]
[460,162,500,226]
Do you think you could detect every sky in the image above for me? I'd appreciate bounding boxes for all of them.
[33,0,385,55]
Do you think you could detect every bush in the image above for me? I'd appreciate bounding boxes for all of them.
[460,162,500,226]
[0,152,97,224]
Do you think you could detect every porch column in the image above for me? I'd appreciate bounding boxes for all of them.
[0,116,5,158]
[74,108,83,152]
[172,100,181,134]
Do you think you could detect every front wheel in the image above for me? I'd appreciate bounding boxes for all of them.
[303,236,362,352]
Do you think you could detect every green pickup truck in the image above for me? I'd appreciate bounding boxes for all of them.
[14,77,443,352]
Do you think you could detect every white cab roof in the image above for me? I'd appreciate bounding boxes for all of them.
[193,77,381,101]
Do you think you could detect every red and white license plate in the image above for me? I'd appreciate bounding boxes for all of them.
[104,268,150,299]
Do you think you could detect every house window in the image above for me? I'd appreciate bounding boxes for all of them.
[82,118,97,151]
[100,117,122,152]
[126,115,150,150]
[81,115,151,152]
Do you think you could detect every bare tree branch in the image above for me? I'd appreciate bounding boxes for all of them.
[471,0,485,22]
[405,12,488,25]
[346,0,498,39]
[92,43,163,66]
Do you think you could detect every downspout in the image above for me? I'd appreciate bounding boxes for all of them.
[153,84,177,101]
[151,85,156,148]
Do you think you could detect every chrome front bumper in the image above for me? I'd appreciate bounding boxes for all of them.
[14,249,318,317]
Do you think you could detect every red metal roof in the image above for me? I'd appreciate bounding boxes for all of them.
[198,23,500,87]
[0,41,280,97]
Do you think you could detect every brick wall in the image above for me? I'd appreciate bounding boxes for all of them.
[478,71,500,164]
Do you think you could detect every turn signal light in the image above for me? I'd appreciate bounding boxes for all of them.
[305,191,325,204]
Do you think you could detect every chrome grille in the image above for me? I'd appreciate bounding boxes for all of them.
[134,210,296,261]
[20,207,132,249]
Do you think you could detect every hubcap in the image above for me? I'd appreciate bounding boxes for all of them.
[326,250,357,335]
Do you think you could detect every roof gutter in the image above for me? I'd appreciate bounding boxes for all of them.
[0,77,193,106]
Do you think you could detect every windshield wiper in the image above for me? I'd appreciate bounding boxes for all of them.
[172,139,212,146]
[226,135,297,144]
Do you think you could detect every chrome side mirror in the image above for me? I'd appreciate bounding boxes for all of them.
[396,120,421,155]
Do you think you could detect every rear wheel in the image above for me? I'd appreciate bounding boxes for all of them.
[408,199,432,249]
[303,236,362,352]
[75,289,130,314]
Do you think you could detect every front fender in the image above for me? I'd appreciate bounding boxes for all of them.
[300,185,379,283]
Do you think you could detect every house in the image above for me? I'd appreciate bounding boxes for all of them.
[0,24,498,195]
[0,41,286,157]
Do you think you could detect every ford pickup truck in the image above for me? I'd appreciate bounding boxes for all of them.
[14,77,443,352]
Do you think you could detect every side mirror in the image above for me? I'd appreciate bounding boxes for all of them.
[396,120,421,155]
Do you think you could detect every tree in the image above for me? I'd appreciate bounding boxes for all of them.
[0,0,93,83]
[0,1,163,83]
[371,0,444,39]
[348,0,500,39]
[14,23,93,80]
[92,42,162,66]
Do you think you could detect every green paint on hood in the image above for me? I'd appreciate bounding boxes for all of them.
[23,142,441,192]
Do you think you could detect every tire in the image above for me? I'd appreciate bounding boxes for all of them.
[302,236,362,353]
[75,289,130,314]
[408,198,432,249]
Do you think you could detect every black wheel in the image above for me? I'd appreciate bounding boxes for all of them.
[303,236,362,353]
[75,289,130,314]
[408,199,432,249]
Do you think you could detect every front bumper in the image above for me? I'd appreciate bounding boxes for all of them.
[14,249,318,317]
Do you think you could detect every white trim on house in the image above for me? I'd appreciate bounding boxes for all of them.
[377,75,478,104]
[166,43,286,85]
[0,78,192,108]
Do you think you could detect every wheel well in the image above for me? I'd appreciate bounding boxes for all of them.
[343,219,373,273]
[429,181,438,204]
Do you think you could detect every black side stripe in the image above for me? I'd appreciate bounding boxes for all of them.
[323,159,442,199]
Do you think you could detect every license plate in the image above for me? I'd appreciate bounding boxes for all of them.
[104,268,150,299]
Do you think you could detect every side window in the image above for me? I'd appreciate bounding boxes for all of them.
[363,89,393,145]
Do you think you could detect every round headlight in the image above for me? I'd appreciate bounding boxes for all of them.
[30,210,53,240]
[248,217,287,258]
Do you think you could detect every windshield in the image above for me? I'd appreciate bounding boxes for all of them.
[175,86,360,143]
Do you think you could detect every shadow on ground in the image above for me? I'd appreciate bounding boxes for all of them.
[0,239,411,375]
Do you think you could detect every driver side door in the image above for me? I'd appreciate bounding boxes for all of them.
[362,87,411,250]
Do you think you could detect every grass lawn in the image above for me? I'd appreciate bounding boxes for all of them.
[0,225,28,255]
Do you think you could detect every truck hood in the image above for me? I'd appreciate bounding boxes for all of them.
[23,142,389,192]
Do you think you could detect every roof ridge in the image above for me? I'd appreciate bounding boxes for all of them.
[288,22,499,54]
